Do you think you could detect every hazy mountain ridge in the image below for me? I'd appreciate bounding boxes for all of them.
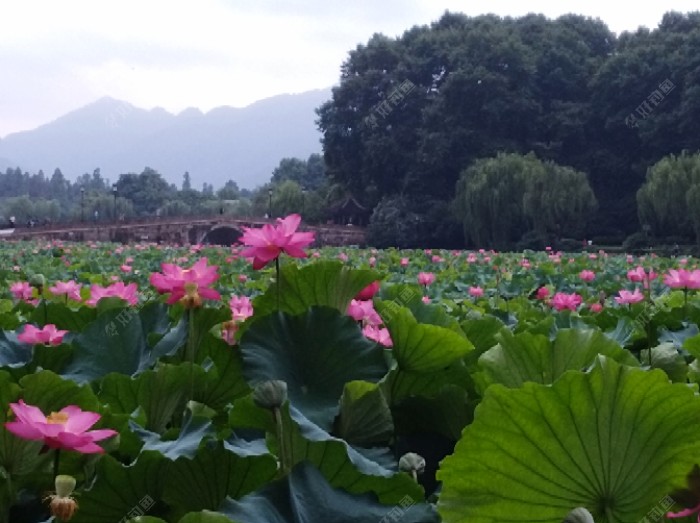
[0,89,331,189]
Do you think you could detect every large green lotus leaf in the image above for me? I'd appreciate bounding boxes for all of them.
[71,451,166,523]
[252,261,380,317]
[29,302,95,332]
[478,328,639,389]
[379,284,463,333]
[0,330,32,368]
[163,441,277,520]
[229,397,422,505]
[336,380,394,446]
[461,315,506,360]
[380,361,473,406]
[20,369,100,413]
[218,461,439,523]
[135,414,214,460]
[641,342,688,382]
[437,356,700,523]
[62,308,149,383]
[99,363,199,433]
[377,305,473,372]
[239,307,387,430]
[193,334,250,410]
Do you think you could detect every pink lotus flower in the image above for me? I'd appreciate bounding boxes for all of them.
[4,400,117,454]
[615,289,645,305]
[150,258,221,306]
[400,257,409,267]
[238,274,248,283]
[229,295,254,322]
[338,252,349,262]
[362,324,393,347]
[10,281,34,302]
[120,265,132,273]
[664,269,700,290]
[347,299,382,326]
[667,502,700,522]
[422,296,431,304]
[589,303,603,313]
[368,256,377,267]
[355,281,380,301]
[49,280,82,302]
[551,292,582,311]
[86,282,139,307]
[239,214,315,270]
[469,286,484,298]
[535,287,550,300]
[18,324,68,346]
[579,270,595,282]
[418,272,435,287]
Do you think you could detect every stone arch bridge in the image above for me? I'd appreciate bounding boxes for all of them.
[6,216,366,247]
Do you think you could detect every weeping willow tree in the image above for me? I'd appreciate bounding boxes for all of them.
[637,151,700,241]
[453,152,597,249]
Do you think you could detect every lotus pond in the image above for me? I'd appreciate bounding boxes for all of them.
[2,228,700,523]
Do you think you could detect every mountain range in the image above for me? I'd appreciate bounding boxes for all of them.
[0,88,332,189]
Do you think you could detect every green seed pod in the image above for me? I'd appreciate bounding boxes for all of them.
[54,475,77,498]
[30,274,46,289]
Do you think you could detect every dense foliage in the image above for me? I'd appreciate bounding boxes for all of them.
[2,234,700,522]
[317,10,700,240]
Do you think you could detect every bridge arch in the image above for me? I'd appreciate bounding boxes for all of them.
[197,225,243,246]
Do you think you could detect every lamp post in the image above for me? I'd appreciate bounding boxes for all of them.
[268,188,273,219]
[112,184,117,221]
[80,187,85,222]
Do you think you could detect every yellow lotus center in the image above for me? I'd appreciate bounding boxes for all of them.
[184,282,199,296]
[46,412,69,424]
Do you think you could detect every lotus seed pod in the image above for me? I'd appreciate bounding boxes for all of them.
[54,475,76,498]
[399,452,426,474]
[253,380,288,409]
[562,507,594,523]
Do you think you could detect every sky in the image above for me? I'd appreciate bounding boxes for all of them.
[0,0,698,138]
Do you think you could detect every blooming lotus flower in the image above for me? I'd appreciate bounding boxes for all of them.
[362,324,393,347]
[579,270,595,282]
[417,272,435,287]
[551,292,582,311]
[49,280,82,302]
[229,295,254,322]
[150,258,221,307]
[347,299,382,326]
[664,269,700,290]
[120,265,132,273]
[239,214,315,270]
[421,296,431,304]
[338,252,349,262]
[86,282,138,307]
[468,286,484,298]
[17,324,68,346]
[400,257,409,267]
[614,289,645,305]
[4,400,117,454]
[355,281,380,301]
[10,281,34,302]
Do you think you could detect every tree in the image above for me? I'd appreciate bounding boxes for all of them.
[182,171,192,191]
[217,179,240,200]
[270,154,327,190]
[637,151,700,240]
[453,152,597,249]
[115,167,173,215]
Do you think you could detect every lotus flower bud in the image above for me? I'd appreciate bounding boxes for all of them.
[399,452,426,475]
[30,273,46,290]
[253,380,288,409]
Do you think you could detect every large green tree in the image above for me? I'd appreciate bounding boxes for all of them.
[453,152,597,248]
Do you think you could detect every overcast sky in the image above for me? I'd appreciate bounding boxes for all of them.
[0,0,697,138]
